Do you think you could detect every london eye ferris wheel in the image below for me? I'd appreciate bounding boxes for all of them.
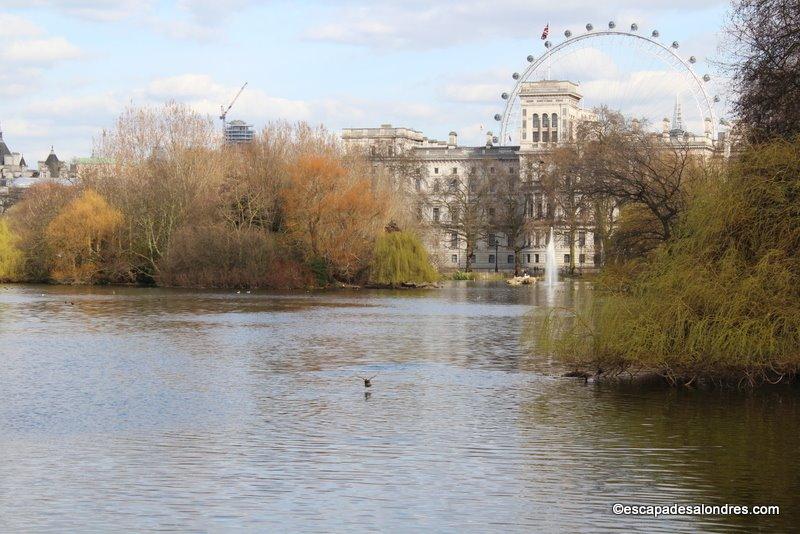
[493,21,726,146]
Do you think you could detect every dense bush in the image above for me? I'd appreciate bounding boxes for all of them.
[45,190,123,284]
[0,219,22,281]
[369,231,438,286]
[537,138,800,386]
[156,224,311,289]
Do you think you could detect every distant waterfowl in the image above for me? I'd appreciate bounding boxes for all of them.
[357,375,377,388]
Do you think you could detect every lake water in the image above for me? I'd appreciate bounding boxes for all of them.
[1,282,798,532]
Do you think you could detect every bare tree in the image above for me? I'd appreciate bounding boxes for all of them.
[428,161,492,272]
[576,109,706,244]
[724,0,800,143]
[487,170,531,275]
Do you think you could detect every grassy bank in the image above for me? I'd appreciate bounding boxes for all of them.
[536,138,800,387]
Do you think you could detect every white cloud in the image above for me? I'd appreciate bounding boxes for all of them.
[6,0,154,21]
[1,37,83,64]
[303,0,727,49]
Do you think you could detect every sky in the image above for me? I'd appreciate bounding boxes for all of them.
[0,0,732,161]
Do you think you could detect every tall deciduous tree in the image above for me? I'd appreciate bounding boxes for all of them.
[45,190,123,283]
[428,161,492,272]
[282,152,389,282]
[726,0,800,143]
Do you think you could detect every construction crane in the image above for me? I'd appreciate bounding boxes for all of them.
[219,82,248,134]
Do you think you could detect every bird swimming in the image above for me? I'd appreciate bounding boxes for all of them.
[357,375,377,388]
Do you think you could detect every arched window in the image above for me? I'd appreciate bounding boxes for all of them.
[532,113,540,128]
[542,114,550,128]
[551,113,558,129]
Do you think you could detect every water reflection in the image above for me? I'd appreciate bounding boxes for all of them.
[0,282,797,532]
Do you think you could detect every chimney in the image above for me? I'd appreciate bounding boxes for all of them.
[448,131,457,147]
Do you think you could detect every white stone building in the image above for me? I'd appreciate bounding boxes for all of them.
[343,80,718,274]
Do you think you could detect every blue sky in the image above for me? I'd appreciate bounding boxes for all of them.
[0,0,731,161]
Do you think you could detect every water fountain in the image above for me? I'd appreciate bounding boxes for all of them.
[545,227,559,286]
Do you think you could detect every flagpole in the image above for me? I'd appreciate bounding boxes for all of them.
[543,21,551,80]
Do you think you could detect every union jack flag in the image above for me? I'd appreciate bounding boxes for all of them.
[541,23,549,40]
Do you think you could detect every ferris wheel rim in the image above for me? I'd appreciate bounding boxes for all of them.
[497,27,718,145]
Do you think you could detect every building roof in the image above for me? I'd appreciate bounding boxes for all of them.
[0,125,10,159]
[44,147,60,166]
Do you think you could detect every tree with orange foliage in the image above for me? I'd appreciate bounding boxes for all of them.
[282,152,389,282]
[45,190,123,284]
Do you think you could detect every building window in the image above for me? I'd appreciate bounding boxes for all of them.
[579,253,586,264]
[433,207,440,222]
[578,231,586,247]
[434,167,439,174]
[507,254,514,264]
[488,254,495,264]
[449,179,458,192]
[509,166,515,174]
[532,131,540,142]
[552,113,558,129]
[488,207,496,218]
[452,167,458,175]
[535,253,540,263]
[433,180,440,193]
[532,114,540,128]
[388,146,395,157]
[450,232,458,247]
[488,233,497,246]
[370,146,376,156]
[542,131,550,143]
[451,254,458,264]
[522,132,527,140]
[415,178,422,191]
[451,207,459,223]
[551,131,558,142]
[489,166,496,174]
[542,114,550,128]
[564,254,570,264]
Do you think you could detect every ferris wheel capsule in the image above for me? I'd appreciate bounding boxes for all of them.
[631,23,639,31]
[494,114,502,121]
[544,41,552,48]
[501,92,509,100]
[608,21,616,29]
[672,41,679,48]
[564,30,572,38]
[512,72,520,80]
[527,54,534,62]
[713,95,720,103]
[652,30,660,38]
[689,56,697,64]
[586,23,594,31]
[703,74,711,82]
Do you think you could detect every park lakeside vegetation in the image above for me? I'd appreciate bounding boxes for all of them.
[535,0,800,387]
[0,111,437,289]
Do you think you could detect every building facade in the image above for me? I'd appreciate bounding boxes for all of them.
[343,80,718,273]
[224,120,255,144]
